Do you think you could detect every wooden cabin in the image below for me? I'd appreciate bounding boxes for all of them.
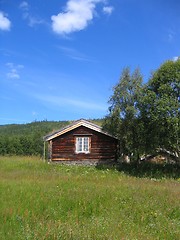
[44,119,118,164]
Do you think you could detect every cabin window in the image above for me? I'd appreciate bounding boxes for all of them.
[75,137,90,153]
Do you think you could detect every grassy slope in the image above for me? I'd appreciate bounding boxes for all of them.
[0,156,180,240]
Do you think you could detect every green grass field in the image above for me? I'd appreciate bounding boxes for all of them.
[0,156,180,240]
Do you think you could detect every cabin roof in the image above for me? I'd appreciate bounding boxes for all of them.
[44,119,118,141]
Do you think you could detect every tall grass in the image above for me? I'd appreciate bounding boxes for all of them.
[0,156,180,239]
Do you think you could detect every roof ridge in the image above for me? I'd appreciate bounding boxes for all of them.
[44,119,117,141]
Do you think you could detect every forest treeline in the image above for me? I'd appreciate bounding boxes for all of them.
[0,121,70,155]
[0,119,103,156]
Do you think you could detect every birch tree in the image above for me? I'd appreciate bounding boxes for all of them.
[103,67,143,161]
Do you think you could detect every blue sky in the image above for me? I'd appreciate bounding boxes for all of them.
[1,0,180,124]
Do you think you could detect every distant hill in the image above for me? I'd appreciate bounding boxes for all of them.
[0,119,103,156]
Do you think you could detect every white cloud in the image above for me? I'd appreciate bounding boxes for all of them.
[7,70,20,79]
[0,12,11,31]
[28,16,44,27]
[51,0,113,35]
[19,1,29,11]
[103,6,114,15]
[166,29,175,42]
[19,1,44,27]
[168,33,173,42]
[6,63,24,79]
[32,111,38,116]
[173,56,179,62]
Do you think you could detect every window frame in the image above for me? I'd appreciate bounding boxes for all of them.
[75,136,90,154]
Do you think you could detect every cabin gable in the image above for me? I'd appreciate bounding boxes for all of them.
[44,120,118,164]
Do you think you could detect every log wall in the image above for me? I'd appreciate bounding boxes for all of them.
[50,126,117,162]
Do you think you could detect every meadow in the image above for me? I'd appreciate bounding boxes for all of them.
[0,156,180,240]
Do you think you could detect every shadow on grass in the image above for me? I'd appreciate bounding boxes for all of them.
[96,162,180,180]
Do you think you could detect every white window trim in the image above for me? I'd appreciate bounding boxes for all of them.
[75,137,90,154]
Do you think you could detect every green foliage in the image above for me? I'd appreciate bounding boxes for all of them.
[103,67,144,161]
[0,120,71,156]
[103,59,180,163]
[0,157,180,240]
[140,59,180,161]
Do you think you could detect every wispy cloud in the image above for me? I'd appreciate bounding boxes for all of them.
[35,94,106,111]
[173,56,179,62]
[19,1,44,27]
[0,11,11,31]
[58,46,93,61]
[168,33,174,42]
[19,1,30,20]
[167,29,175,42]
[32,111,38,117]
[6,63,24,79]
[51,0,114,35]
[19,1,30,11]
[103,6,114,15]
